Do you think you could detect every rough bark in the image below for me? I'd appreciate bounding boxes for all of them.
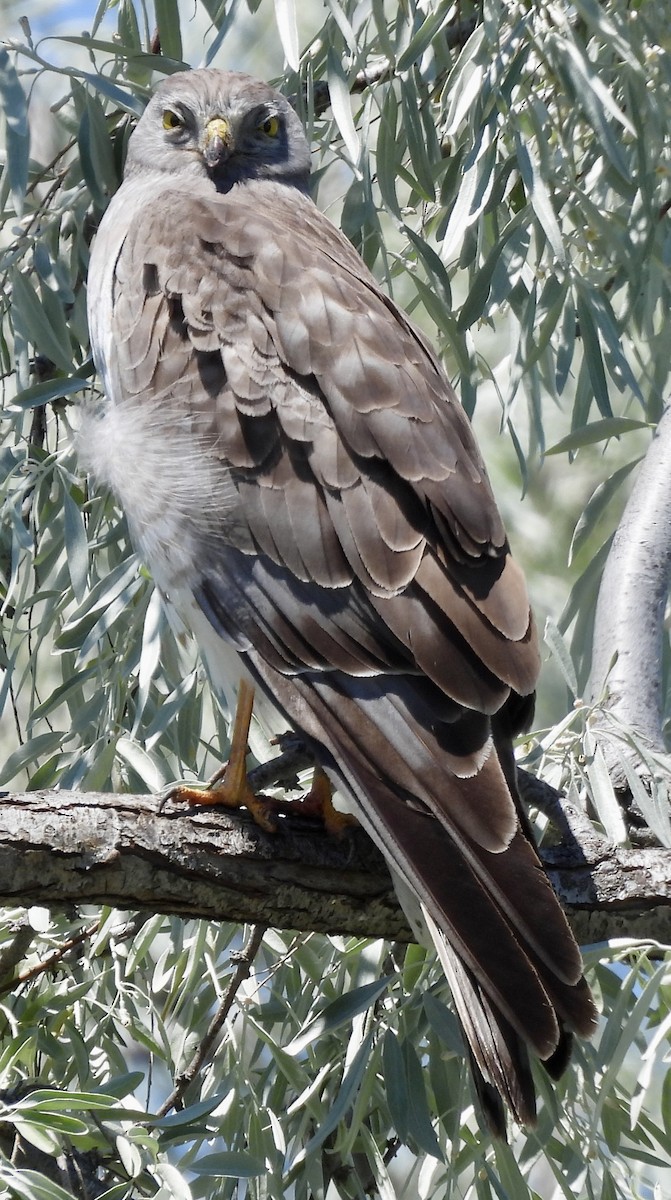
[3,786,671,947]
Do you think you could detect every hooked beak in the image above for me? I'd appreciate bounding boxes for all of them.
[203,116,232,167]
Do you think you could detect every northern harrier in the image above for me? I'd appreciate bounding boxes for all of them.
[82,68,597,1133]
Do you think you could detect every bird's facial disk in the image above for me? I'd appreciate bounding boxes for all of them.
[158,100,285,176]
[126,70,311,189]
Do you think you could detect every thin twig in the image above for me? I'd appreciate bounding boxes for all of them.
[0,920,101,997]
[156,924,266,1117]
[0,915,145,998]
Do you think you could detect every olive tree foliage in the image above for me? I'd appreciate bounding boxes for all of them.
[1,0,671,1197]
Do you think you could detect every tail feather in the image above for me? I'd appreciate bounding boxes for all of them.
[243,649,598,1129]
[424,907,536,1133]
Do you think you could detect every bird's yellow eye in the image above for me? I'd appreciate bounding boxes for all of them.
[162,109,183,131]
[260,115,280,138]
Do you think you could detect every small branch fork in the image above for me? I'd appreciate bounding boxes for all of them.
[156,924,266,1117]
[0,921,100,998]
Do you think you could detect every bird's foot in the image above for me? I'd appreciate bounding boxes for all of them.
[170,778,279,833]
[294,767,359,837]
[167,679,279,834]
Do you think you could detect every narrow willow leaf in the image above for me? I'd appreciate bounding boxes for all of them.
[618,752,671,850]
[441,29,485,135]
[116,737,169,790]
[273,0,300,71]
[80,71,145,117]
[203,0,245,65]
[591,960,669,1131]
[569,458,642,563]
[375,86,401,220]
[11,271,75,374]
[60,555,140,633]
[370,0,394,58]
[14,1111,89,1136]
[286,977,391,1055]
[60,578,143,658]
[489,221,531,310]
[151,1093,232,1129]
[62,486,89,602]
[327,51,360,163]
[514,134,565,264]
[358,1126,398,1200]
[457,235,510,330]
[59,34,146,55]
[134,588,163,726]
[572,0,642,69]
[439,159,479,264]
[401,1039,443,1159]
[493,1141,539,1198]
[546,418,649,455]
[0,49,29,216]
[92,1186,133,1200]
[397,5,453,72]
[78,92,119,208]
[302,1031,374,1155]
[190,1152,265,1177]
[588,288,641,399]
[117,0,142,51]
[12,1119,60,1155]
[155,0,183,62]
[13,373,90,409]
[400,77,437,201]
[244,1014,307,1092]
[559,37,633,180]
[556,285,576,394]
[325,0,358,56]
[544,618,578,697]
[524,274,567,368]
[0,1167,76,1200]
[116,1135,142,1179]
[198,0,231,22]
[381,1030,409,1141]
[410,275,454,335]
[583,737,627,844]
[34,243,74,302]
[99,1072,146,1099]
[0,731,67,787]
[0,644,19,724]
[575,291,612,418]
[404,227,452,303]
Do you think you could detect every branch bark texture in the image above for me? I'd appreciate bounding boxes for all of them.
[3,789,671,947]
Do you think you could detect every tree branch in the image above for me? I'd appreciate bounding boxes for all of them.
[3,786,671,947]
[587,402,671,781]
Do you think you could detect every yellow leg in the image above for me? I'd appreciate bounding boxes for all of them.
[298,767,359,836]
[171,680,277,833]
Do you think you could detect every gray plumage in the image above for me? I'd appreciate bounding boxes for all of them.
[82,68,597,1133]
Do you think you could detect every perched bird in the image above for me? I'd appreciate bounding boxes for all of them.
[82,68,597,1134]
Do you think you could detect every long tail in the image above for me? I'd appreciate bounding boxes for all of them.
[246,654,598,1132]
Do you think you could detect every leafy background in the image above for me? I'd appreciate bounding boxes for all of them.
[1,0,670,1197]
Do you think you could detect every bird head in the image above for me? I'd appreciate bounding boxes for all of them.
[124,69,311,192]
